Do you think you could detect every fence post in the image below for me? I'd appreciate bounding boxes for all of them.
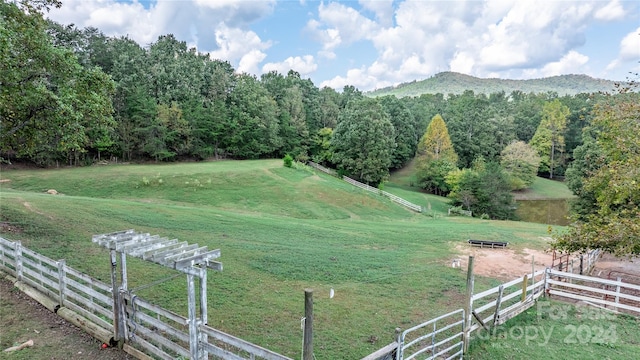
[579,256,583,275]
[521,275,528,302]
[199,268,208,360]
[394,327,402,360]
[187,273,199,359]
[15,241,23,281]
[57,260,66,307]
[614,276,621,312]
[303,289,314,360]
[463,256,474,353]
[544,268,549,297]
[110,250,125,348]
[493,285,504,327]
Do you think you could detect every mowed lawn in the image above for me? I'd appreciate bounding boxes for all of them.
[0,160,552,359]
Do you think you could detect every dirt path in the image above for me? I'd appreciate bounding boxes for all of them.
[455,245,554,280]
[0,277,132,360]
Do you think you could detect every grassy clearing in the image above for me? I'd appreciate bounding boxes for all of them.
[512,177,575,200]
[0,160,553,358]
[468,299,640,359]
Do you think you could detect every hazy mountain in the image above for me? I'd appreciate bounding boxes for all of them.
[367,72,618,98]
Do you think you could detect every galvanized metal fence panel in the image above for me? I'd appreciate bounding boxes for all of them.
[397,309,465,360]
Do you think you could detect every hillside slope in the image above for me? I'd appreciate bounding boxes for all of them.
[367,72,617,97]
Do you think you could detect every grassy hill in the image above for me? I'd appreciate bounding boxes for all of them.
[367,72,617,98]
[0,160,553,358]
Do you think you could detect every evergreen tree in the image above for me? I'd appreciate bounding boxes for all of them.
[415,114,458,195]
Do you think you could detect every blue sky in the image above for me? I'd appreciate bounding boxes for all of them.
[47,0,640,91]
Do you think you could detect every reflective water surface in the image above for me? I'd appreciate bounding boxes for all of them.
[515,199,570,226]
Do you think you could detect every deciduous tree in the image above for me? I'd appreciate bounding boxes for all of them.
[331,98,395,185]
[530,99,569,179]
[554,94,640,255]
[500,140,541,190]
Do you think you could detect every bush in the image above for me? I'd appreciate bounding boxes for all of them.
[283,154,293,168]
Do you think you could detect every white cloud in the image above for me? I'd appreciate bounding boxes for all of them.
[312,0,630,90]
[540,51,590,77]
[46,0,276,71]
[321,67,383,91]
[450,52,475,75]
[44,0,636,91]
[594,0,625,21]
[209,24,271,69]
[238,49,268,74]
[262,55,318,76]
[306,2,379,52]
[617,27,640,62]
[359,0,394,27]
[606,27,640,72]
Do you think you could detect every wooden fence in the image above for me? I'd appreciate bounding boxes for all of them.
[342,176,423,213]
[0,237,293,360]
[550,249,601,276]
[307,161,423,213]
[362,255,636,360]
[468,269,546,335]
[546,268,640,315]
[307,161,336,176]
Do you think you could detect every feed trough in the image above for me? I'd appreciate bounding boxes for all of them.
[467,239,508,248]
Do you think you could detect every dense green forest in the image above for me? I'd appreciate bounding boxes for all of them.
[0,0,622,170]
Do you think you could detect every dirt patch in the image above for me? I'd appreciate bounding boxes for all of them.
[0,221,22,234]
[454,244,554,280]
[592,253,640,284]
[0,277,132,359]
[22,201,54,220]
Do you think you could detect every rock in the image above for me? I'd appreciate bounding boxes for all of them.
[46,189,58,195]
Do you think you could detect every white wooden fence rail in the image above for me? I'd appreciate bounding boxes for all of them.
[0,237,293,360]
[547,268,640,314]
[342,176,423,213]
[307,161,423,213]
[469,269,546,333]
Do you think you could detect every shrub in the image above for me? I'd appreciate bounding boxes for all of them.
[283,154,293,168]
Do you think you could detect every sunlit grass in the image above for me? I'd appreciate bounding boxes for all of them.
[0,160,553,358]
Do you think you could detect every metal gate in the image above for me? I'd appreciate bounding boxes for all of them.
[396,309,465,360]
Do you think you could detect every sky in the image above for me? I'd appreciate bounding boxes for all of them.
[46,0,640,91]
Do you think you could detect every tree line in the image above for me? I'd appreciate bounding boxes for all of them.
[1,0,616,171]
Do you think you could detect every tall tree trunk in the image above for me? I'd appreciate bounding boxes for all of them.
[550,141,555,179]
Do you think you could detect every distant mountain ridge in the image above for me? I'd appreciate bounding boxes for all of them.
[367,72,617,97]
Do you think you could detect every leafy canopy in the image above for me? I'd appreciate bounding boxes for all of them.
[500,140,541,190]
[554,94,640,255]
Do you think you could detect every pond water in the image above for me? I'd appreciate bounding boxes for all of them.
[515,199,570,226]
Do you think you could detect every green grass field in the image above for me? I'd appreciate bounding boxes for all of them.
[0,160,555,358]
[468,299,640,359]
[512,177,575,200]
